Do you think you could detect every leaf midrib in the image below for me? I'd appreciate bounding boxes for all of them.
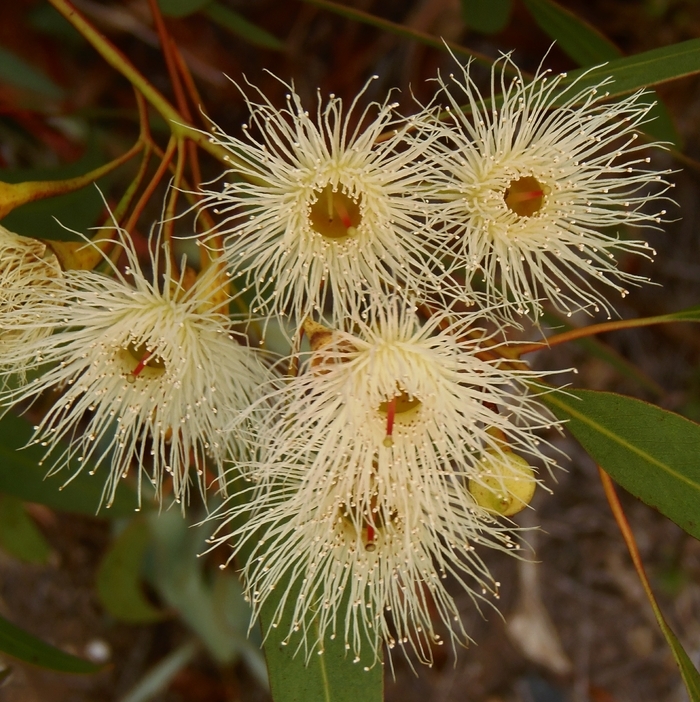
[546,393,700,492]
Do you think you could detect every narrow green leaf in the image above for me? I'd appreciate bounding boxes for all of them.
[119,641,200,702]
[661,305,700,322]
[157,0,212,17]
[204,3,284,51]
[97,519,165,623]
[0,494,51,564]
[28,5,85,46]
[540,311,664,397]
[601,471,700,702]
[300,0,496,69]
[523,0,619,65]
[0,412,140,518]
[542,389,700,539]
[0,45,65,99]
[561,39,700,98]
[654,603,700,700]
[522,0,681,145]
[145,511,263,670]
[0,613,100,673]
[260,576,383,702]
[459,0,512,34]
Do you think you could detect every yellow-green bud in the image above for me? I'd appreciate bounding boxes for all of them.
[469,452,537,516]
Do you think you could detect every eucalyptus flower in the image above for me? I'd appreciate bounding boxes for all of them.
[211,299,561,664]
[199,76,452,327]
[0,227,272,508]
[426,54,672,318]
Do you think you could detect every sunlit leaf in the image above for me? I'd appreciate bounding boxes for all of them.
[459,0,512,34]
[96,519,165,623]
[0,613,100,673]
[543,389,700,539]
[0,412,140,518]
[0,495,51,564]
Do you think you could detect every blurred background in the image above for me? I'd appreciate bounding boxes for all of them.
[1,1,700,700]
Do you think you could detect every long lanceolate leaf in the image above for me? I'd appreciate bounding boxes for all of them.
[542,389,700,540]
[600,470,700,702]
[522,0,680,145]
[0,614,100,673]
[0,412,140,517]
[260,578,383,702]
[560,39,700,98]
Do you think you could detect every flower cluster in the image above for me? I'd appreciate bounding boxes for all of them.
[196,57,669,666]
[210,301,559,663]
[0,52,672,668]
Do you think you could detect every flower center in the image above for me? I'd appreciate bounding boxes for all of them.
[338,494,399,552]
[503,176,546,217]
[309,185,362,240]
[121,341,166,383]
[378,389,422,447]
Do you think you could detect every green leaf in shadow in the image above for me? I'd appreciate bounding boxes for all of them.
[0,137,111,242]
[522,0,681,145]
[459,0,512,34]
[157,0,212,17]
[0,411,140,518]
[0,45,64,100]
[561,38,700,98]
[0,614,100,673]
[96,518,165,623]
[205,3,284,51]
[0,494,51,564]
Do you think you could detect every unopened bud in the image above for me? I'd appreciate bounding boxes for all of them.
[469,451,536,516]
